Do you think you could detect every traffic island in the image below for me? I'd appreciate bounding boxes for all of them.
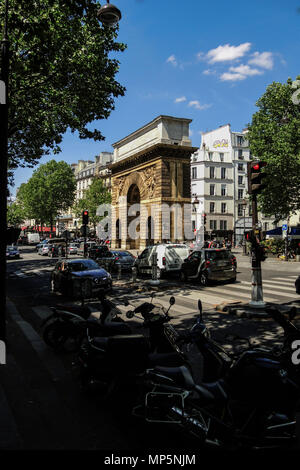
[214,299,300,319]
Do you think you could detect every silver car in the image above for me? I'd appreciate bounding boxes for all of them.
[38,244,52,256]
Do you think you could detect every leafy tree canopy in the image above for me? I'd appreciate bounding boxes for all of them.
[247,77,300,220]
[7,201,25,226]
[16,160,76,226]
[1,0,126,177]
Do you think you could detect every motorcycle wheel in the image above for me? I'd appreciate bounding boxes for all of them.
[43,321,82,352]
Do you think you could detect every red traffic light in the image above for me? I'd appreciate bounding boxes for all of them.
[247,160,267,195]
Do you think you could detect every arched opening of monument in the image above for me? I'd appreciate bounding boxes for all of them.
[127,184,140,249]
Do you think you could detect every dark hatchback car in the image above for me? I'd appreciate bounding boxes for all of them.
[6,245,20,259]
[50,258,112,299]
[180,248,236,285]
[110,250,136,272]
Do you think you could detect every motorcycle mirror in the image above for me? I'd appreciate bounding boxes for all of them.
[126,310,135,319]
[169,296,175,306]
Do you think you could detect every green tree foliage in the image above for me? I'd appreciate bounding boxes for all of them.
[7,202,25,226]
[247,77,300,220]
[86,177,111,229]
[16,160,76,228]
[1,0,126,175]
[74,177,111,230]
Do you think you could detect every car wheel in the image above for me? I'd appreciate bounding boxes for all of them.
[200,272,208,286]
[180,270,187,282]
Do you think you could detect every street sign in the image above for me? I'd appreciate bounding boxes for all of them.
[282,224,287,231]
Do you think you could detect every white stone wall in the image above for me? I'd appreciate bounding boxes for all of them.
[113,115,192,162]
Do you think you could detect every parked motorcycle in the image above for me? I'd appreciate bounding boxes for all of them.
[135,303,300,450]
[78,295,186,396]
[41,297,131,352]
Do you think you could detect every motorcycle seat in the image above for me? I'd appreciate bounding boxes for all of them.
[91,334,148,354]
[195,380,227,404]
[87,319,132,336]
[148,352,184,367]
[55,304,91,319]
[153,365,195,390]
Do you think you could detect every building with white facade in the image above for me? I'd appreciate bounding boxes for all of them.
[191,124,275,245]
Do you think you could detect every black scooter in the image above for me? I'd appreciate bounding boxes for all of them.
[78,295,186,396]
[138,303,300,449]
[41,296,131,352]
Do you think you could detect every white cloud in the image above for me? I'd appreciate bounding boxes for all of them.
[174,96,187,103]
[229,64,263,76]
[206,42,252,63]
[188,100,212,110]
[189,129,194,136]
[248,51,274,70]
[220,72,246,81]
[166,54,177,67]
[196,52,205,61]
[203,69,216,75]
[220,64,263,81]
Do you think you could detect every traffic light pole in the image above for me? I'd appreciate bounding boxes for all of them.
[249,194,266,309]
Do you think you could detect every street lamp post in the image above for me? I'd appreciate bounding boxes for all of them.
[242,198,247,255]
[0,0,121,345]
[0,0,9,344]
[193,196,199,243]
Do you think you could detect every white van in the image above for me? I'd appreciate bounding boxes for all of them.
[27,233,41,245]
[134,244,190,278]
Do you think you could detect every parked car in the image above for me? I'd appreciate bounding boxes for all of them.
[50,258,112,299]
[88,244,110,260]
[6,245,20,259]
[110,250,136,272]
[133,244,190,278]
[36,239,49,252]
[180,248,236,285]
[77,241,97,256]
[67,243,79,255]
[38,244,52,256]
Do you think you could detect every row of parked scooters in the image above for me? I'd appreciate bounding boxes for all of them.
[41,293,300,450]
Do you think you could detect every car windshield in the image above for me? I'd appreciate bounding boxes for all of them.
[166,245,189,261]
[7,246,15,251]
[70,260,100,271]
[206,250,231,261]
[113,251,132,258]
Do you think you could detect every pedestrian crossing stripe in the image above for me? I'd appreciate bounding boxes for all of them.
[236,281,296,293]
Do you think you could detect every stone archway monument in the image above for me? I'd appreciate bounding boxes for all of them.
[110,115,198,250]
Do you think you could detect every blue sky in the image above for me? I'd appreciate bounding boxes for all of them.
[10,0,300,196]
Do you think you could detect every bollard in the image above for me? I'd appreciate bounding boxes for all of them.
[150,252,160,285]
[132,266,137,282]
[117,263,121,280]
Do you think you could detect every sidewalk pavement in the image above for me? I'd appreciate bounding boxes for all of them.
[2,294,300,450]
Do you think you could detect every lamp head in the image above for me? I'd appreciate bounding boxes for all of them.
[97,1,122,26]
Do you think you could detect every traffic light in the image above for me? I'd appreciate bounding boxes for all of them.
[247,161,267,195]
[82,210,89,225]
[202,213,207,226]
[244,230,255,244]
